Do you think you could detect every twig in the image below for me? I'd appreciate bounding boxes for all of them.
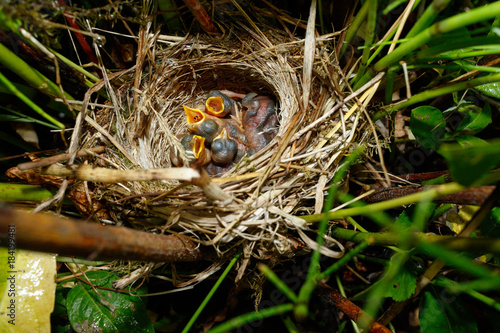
[316,282,392,333]
[191,168,233,205]
[40,164,200,182]
[183,0,218,34]
[0,206,213,262]
[364,185,497,206]
[17,146,106,170]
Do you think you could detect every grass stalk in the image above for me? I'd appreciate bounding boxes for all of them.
[339,0,370,58]
[182,251,241,333]
[319,241,371,279]
[0,183,57,202]
[405,0,452,38]
[354,1,500,89]
[0,42,73,101]
[300,182,465,223]
[208,303,294,333]
[352,0,378,83]
[0,71,65,129]
[433,276,500,312]
[294,146,366,320]
[373,71,500,118]
[418,241,500,284]
[258,263,298,302]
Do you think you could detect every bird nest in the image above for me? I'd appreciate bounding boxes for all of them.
[77,25,371,280]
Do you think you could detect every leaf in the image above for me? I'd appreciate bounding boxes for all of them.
[456,102,492,135]
[384,254,417,302]
[395,210,412,228]
[419,285,477,333]
[410,106,446,150]
[0,248,56,333]
[438,139,500,186]
[475,81,500,99]
[480,207,500,238]
[456,134,487,147]
[66,271,154,333]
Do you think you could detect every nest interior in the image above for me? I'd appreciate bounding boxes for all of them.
[81,26,370,278]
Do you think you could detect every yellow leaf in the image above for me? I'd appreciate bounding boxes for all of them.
[0,248,56,332]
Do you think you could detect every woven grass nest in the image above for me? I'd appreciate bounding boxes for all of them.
[78,23,371,281]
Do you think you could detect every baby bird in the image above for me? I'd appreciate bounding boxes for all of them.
[183,105,225,144]
[170,133,212,168]
[241,93,278,154]
[205,90,240,118]
[224,118,248,163]
[211,128,238,165]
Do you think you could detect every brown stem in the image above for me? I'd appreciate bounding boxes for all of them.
[316,282,392,333]
[0,206,214,262]
[182,0,218,34]
[364,185,496,206]
[17,146,106,171]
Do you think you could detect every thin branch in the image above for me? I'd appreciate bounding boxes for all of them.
[0,206,214,262]
[316,282,391,333]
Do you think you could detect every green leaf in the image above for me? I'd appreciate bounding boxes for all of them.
[456,134,488,147]
[395,210,412,228]
[456,102,492,135]
[438,139,500,186]
[66,271,154,333]
[410,106,446,150]
[419,285,477,333]
[384,254,417,302]
[480,207,500,238]
[475,81,500,99]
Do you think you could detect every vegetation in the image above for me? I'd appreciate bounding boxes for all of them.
[1,0,500,332]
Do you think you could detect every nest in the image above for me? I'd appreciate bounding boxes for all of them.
[78,22,371,281]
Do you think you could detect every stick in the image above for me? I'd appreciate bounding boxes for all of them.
[17,146,106,171]
[0,207,213,262]
[40,164,200,182]
[316,282,392,333]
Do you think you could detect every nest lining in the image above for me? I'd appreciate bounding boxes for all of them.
[81,30,369,266]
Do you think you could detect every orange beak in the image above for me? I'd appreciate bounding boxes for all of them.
[189,135,205,159]
[205,96,225,116]
[183,105,206,125]
[214,127,229,141]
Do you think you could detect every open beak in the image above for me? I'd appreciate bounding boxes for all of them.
[183,105,205,125]
[205,96,226,117]
[189,135,205,159]
[188,135,212,167]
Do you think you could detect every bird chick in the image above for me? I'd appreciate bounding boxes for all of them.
[205,90,241,118]
[183,105,225,144]
[170,133,211,168]
[241,93,278,154]
[211,128,238,165]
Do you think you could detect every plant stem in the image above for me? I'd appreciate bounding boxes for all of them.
[433,276,500,312]
[340,0,370,58]
[319,241,371,279]
[208,303,294,333]
[258,263,298,302]
[0,42,73,101]
[0,71,65,129]
[373,71,500,119]
[355,1,500,89]
[0,206,213,262]
[182,251,241,333]
[300,182,465,223]
[295,146,366,321]
[406,0,452,38]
